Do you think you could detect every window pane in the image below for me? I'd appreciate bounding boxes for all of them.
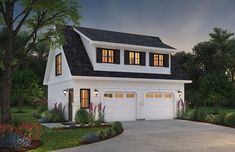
[159,54,164,66]
[155,93,162,98]
[164,93,172,98]
[129,52,135,64]
[126,93,135,98]
[56,54,62,75]
[135,52,140,64]
[80,89,90,108]
[153,54,159,66]
[145,93,154,98]
[115,93,124,98]
[102,49,108,62]
[108,50,114,63]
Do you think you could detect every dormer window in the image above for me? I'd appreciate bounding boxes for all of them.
[96,48,120,64]
[150,53,169,67]
[55,53,62,76]
[125,50,145,66]
[102,49,114,63]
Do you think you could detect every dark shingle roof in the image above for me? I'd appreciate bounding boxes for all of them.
[76,27,175,49]
[62,26,189,80]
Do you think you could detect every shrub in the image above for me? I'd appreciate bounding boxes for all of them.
[196,110,207,122]
[45,109,65,122]
[111,121,124,134]
[215,112,226,124]
[94,120,101,127]
[88,112,95,127]
[43,102,65,122]
[224,112,235,127]
[11,117,23,127]
[80,133,100,144]
[75,109,90,125]
[0,133,30,149]
[37,104,48,116]
[205,114,217,124]
[98,112,105,123]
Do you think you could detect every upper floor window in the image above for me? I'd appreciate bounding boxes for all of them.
[97,48,120,64]
[102,49,114,63]
[124,50,145,65]
[150,53,169,67]
[55,53,62,76]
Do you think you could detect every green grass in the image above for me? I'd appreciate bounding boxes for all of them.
[3,106,100,152]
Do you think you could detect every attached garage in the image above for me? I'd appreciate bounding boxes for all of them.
[144,92,174,120]
[103,92,137,121]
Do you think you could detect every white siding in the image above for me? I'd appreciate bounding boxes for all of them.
[47,47,72,84]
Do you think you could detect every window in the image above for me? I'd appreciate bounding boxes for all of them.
[114,93,124,98]
[102,49,114,63]
[55,53,62,76]
[104,93,113,98]
[126,93,135,98]
[145,93,154,98]
[153,54,164,67]
[150,53,169,67]
[129,51,140,65]
[97,48,120,64]
[164,93,172,98]
[155,93,162,98]
[80,89,90,109]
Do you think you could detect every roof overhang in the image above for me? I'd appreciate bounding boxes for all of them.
[72,76,192,84]
[73,27,178,54]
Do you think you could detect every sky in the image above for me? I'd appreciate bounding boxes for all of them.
[79,0,235,52]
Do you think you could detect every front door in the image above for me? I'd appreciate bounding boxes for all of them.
[68,89,74,121]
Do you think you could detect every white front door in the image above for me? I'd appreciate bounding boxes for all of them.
[103,92,137,121]
[144,92,174,120]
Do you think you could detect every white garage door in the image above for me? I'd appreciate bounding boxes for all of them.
[103,92,137,121]
[144,92,174,120]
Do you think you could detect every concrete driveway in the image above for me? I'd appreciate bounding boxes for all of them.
[54,120,235,152]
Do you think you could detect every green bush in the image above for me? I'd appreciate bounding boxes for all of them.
[205,114,217,124]
[97,127,116,139]
[37,104,48,115]
[45,109,65,122]
[75,109,90,125]
[111,121,124,134]
[215,112,226,124]
[196,110,207,122]
[224,112,235,127]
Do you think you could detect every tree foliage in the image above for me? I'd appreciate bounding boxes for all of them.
[0,0,80,123]
[175,27,235,108]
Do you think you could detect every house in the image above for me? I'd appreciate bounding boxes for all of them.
[43,26,191,122]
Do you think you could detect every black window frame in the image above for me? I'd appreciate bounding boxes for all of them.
[149,53,169,67]
[125,50,145,65]
[80,89,90,109]
[55,53,62,76]
[96,48,120,64]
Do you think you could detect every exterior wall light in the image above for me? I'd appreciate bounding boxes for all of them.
[63,89,68,96]
[94,89,99,97]
[178,90,182,97]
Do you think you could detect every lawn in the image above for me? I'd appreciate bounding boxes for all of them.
[4,106,100,152]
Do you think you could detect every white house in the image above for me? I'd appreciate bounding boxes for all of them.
[43,26,191,122]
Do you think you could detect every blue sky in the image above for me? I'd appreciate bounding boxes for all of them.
[79,0,235,52]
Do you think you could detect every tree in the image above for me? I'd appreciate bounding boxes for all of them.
[12,69,43,112]
[0,0,80,123]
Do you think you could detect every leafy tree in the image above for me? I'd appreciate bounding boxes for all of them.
[198,72,232,107]
[12,69,43,112]
[0,0,80,123]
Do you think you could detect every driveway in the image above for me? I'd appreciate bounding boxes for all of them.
[54,120,235,152]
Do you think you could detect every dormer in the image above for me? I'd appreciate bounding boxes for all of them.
[74,27,177,75]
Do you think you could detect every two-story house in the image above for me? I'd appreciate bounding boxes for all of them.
[43,26,191,122]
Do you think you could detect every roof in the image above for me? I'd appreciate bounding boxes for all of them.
[62,26,189,81]
[76,27,175,49]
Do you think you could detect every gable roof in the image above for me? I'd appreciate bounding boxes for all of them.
[62,26,189,81]
[76,27,175,49]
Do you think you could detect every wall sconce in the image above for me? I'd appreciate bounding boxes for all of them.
[178,90,182,97]
[94,89,99,97]
[63,89,68,96]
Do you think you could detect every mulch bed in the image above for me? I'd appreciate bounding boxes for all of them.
[0,140,42,152]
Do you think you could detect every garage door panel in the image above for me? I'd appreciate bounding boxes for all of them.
[103,92,136,122]
[144,92,174,120]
